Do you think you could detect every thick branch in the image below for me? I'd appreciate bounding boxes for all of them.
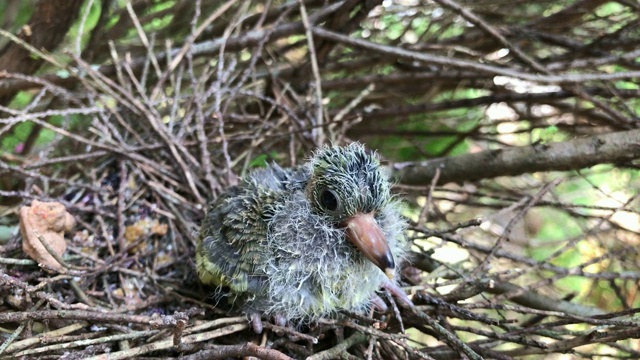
[0,0,83,105]
[391,128,640,185]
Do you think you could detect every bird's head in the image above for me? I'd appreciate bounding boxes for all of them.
[306,143,396,279]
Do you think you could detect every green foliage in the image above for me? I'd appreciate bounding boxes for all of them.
[0,1,35,33]
[2,122,30,152]
[529,210,582,258]
[595,2,624,17]
[66,0,102,51]
[379,14,406,40]
[2,92,33,152]
[248,153,272,168]
[532,125,561,144]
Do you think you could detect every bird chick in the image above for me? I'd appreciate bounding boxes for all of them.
[196,143,410,331]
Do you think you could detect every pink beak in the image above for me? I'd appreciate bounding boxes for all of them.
[344,212,395,279]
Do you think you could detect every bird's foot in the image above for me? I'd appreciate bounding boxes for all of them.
[371,280,413,315]
[250,312,264,334]
[371,294,388,312]
[383,278,414,308]
[249,312,287,334]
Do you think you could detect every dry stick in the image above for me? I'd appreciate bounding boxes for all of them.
[391,128,640,186]
[417,168,440,228]
[32,230,98,274]
[0,107,101,129]
[116,159,128,253]
[262,322,319,344]
[0,29,66,69]
[450,324,548,349]
[311,27,640,84]
[518,307,640,333]
[433,0,547,74]
[69,279,97,307]
[365,336,375,360]
[0,321,26,356]
[0,2,346,100]
[183,316,246,334]
[194,84,221,196]
[213,17,236,187]
[107,40,128,92]
[332,83,374,144]
[473,178,562,275]
[13,330,158,358]
[26,150,108,169]
[120,54,160,115]
[2,322,88,354]
[182,342,294,360]
[125,2,163,79]
[84,323,249,360]
[381,291,405,334]
[544,187,640,265]
[0,298,47,356]
[307,332,369,360]
[72,55,206,204]
[298,0,325,145]
[0,257,36,265]
[321,70,489,91]
[344,88,639,122]
[32,230,73,272]
[429,228,640,282]
[337,319,434,360]
[434,0,635,127]
[485,270,603,315]
[411,239,607,317]
[18,117,168,190]
[0,310,139,325]
[501,326,640,357]
[0,71,78,106]
[404,184,639,214]
[402,304,482,360]
[547,48,640,71]
[150,0,239,100]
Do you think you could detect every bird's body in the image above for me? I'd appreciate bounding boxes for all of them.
[196,143,408,323]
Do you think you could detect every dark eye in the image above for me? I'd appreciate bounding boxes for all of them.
[319,189,339,211]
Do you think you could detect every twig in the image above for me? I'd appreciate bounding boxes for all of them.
[2,322,88,354]
[13,330,158,358]
[311,27,640,84]
[83,323,249,360]
[308,332,369,360]
[298,0,325,145]
[182,342,293,360]
[402,304,482,360]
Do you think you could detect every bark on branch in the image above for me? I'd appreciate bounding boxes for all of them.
[0,0,83,105]
[391,128,640,185]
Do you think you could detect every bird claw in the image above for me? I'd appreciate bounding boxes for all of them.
[249,312,288,334]
[273,313,287,327]
[371,294,388,312]
[383,278,414,308]
[250,312,264,334]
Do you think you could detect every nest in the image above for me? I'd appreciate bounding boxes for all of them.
[2,1,640,359]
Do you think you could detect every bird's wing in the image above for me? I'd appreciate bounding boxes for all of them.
[197,187,242,289]
[196,164,308,294]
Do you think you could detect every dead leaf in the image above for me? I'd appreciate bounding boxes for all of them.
[124,218,168,254]
[19,200,75,271]
[111,277,144,308]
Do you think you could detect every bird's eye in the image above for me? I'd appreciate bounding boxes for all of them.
[319,189,339,211]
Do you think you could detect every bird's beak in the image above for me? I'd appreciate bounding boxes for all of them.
[344,212,396,279]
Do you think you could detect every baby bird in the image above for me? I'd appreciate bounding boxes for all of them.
[196,143,410,332]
